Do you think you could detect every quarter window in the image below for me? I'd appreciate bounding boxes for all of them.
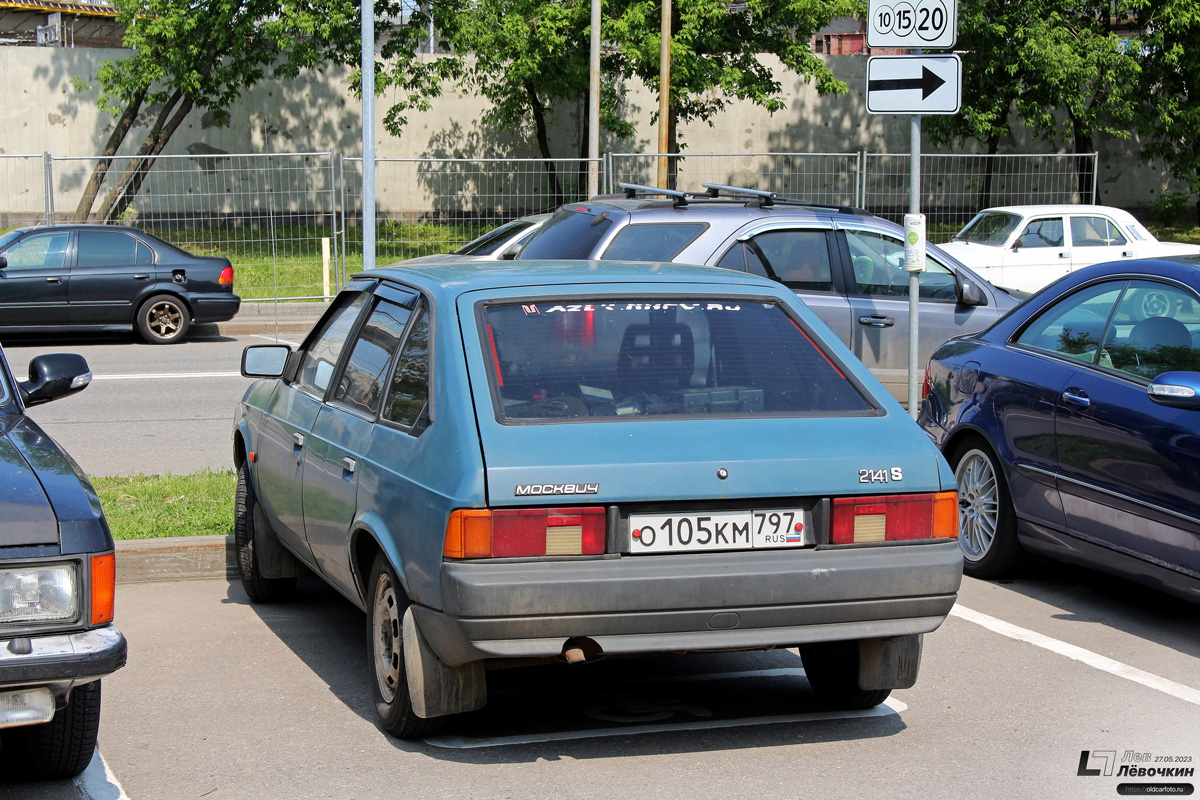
[383,310,430,428]
[603,223,706,261]
[1102,281,1200,378]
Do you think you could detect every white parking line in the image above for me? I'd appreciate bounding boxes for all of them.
[424,698,907,749]
[76,747,129,800]
[952,605,1200,707]
[91,372,242,380]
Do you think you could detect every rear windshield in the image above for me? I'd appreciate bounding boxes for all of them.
[480,298,874,422]
[517,209,613,260]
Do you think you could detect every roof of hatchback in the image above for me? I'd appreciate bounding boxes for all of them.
[363,258,783,295]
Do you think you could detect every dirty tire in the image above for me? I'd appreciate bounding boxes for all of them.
[798,641,891,710]
[367,553,444,739]
[234,460,297,603]
[1,680,101,781]
[136,294,190,343]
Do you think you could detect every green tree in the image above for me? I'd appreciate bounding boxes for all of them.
[76,0,379,222]
[606,0,860,175]
[1137,0,1200,221]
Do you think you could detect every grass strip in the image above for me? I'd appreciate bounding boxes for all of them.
[93,470,236,540]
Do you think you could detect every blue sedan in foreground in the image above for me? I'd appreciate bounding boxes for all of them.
[234,259,962,738]
[919,256,1200,602]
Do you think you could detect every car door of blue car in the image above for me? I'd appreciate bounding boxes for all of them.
[302,292,415,592]
[254,288,370,563]
[1054,279,1200,579]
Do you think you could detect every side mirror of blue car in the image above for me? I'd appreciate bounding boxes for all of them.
[1148,371,1200,410]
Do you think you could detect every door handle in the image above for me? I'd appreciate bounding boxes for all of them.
[342,457,357,476]
[858,315,896,328]
[292,432,305,453]
[1062,389,1090,409]
[45,276,62,284]
[1058,252,1070,258]
[133,274,151,280]
[1122,250,1134,257]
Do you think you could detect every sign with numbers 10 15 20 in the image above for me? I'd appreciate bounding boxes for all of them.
[867,0,957,50]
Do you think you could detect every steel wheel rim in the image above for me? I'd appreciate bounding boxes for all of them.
[148,302,182,337]
[956,450,999,561]
[371,572,401,704]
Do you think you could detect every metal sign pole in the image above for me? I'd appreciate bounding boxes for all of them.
[361,0,375,270]
[907,112,922,418]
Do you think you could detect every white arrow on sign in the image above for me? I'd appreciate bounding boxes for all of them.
[866,55,961,115]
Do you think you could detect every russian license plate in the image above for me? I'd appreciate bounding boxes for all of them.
[629,508,811,554]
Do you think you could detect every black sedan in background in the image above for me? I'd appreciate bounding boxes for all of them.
[0,343,126,779]
[918,256,1200,603]
[0,224,240,343]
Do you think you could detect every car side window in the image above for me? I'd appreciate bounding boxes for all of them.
[383,309,431,429]
[1014,281,1124,364]
[844,229,958,300]
[715,242,770,279]
[1101,281,1200,379]
[1070,216,1127,247]
[1017,218,1064,248]
[296,291,370,397]
[332,301,413,415]
[136,241,156,265]
[77,230,138,267]
[2,232,69,269]
[744,230,834,291]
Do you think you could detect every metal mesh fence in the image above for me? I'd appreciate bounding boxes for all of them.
[607,152,863,207]
[0,154,50,229]
[862,153,1099,242]
[48,152,341,305]
[341,157,602,267]
[2,150,1105,309]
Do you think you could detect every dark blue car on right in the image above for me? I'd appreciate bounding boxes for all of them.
[918,255,1200,603]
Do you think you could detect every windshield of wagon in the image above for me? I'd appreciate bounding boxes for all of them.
[516,209,614,260]
[954,212,1021,245]
[480,298,875,421]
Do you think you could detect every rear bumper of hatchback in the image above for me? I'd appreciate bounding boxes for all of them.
[417,540,962,667]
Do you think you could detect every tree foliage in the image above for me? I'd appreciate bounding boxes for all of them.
[77,0,376,222]
[1136,0,1200,220]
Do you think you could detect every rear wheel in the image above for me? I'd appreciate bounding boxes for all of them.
[0,681,101,780]
[367,553,444,738]
[136,294,190,343]
[798,641,890,710]
[234,461,297,603]
[951,439,1027,578]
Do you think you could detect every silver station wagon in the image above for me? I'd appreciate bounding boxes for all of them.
[233,258,963,738]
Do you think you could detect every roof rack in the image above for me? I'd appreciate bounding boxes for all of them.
[700,183,870,214]
[618,182,690,207]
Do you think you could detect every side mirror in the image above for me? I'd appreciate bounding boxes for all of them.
[957,277,988,307]
[241,344,291,378]
[1148,371,1200,410]
[19,353,91,407]
[0,255,7,269]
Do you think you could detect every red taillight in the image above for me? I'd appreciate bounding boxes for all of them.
[219,265,234,286]
[920,360,933,401]
[830,492,958,544]
[444,507,606,558]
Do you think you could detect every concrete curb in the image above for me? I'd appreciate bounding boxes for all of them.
[116,535,237,585]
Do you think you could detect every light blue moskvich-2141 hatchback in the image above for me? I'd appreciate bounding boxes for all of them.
[232,258,963,738]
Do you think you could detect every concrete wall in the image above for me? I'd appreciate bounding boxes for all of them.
[0,46,1179,212]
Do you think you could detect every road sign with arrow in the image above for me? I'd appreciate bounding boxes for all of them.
[866,55,961,115]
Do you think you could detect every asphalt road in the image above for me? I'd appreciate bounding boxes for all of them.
[2,326,1198,800]
[2,325,305,477]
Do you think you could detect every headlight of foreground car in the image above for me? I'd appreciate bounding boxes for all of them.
[0,564,79,625]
